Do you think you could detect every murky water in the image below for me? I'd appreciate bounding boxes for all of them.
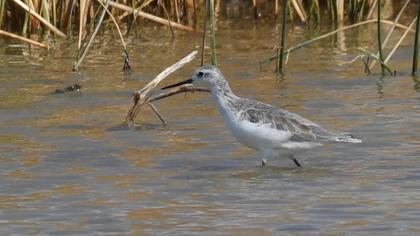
[1,20,419,235]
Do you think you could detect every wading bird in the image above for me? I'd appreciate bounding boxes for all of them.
[162,65,361,167]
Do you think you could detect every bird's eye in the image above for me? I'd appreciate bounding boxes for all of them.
[197,71,205,77]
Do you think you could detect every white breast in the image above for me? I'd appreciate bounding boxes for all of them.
[223,111,292,151]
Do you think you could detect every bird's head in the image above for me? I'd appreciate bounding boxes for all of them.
[162,65,225,90]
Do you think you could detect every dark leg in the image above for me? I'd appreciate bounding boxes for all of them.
[261,159,267,167]
[290,155,302,167]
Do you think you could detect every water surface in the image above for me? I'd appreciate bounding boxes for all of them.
[0,20,419,235]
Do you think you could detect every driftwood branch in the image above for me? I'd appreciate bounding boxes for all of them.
[125,51,204,125]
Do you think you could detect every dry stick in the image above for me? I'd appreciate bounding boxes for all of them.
[385,18,417,64]
[12,0,66,37]
[146,85,210,124]
[101,0,194,32]
[0,29,49,48]
[73,0,109,71]
[367,0,410,70]
[148,103,167,125]
[148,84,210,103]
[95,0,132,71]
[263,19,416,64]
[125,51,198,125]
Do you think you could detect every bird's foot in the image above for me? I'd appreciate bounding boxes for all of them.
[290,156,302,167]
[261,159,267,167]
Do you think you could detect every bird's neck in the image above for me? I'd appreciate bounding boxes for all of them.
[211,82,239,117]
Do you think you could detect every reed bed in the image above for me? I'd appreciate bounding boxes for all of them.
[0,0,419,75]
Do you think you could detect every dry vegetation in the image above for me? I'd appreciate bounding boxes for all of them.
[0,0,419,74]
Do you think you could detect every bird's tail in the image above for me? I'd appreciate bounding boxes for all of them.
[315,128,362,143]
[331,134,362,143]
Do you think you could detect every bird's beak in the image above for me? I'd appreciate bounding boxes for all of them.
[161,78,193,90]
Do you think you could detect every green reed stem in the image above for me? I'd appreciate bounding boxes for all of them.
[358,48,393,75]
[377,0,385,75]
[200,0,208,66]
[52,0,56,26]
[22,0,29,36]
[209,0,217,66]
[412,2,420,76]
[0,0,6,28]
[262,19,414,65]
[358,0,366,22]
[277,0,288,74]
[368,0,410,71]
[41,0,50,35]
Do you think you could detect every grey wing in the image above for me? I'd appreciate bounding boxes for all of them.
[240,102,318,142]
[241,100,357,142]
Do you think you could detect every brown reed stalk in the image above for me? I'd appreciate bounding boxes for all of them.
[368,0,410,70]
[12,0,66,37]
[73,0,109,71]
[385,17,417,64]
[159,0,175,40]
[252,0,257,20]
[22,0,30,36]
[95,0,132,71]
[290,0,306,23]
[0,29,49,48]
[277,0,288,73]
[78,0,87,48]
[102,0,194,31]
[174,0,180,23]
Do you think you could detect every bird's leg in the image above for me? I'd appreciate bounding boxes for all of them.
[261,153,270,167]
[289,154,302,167]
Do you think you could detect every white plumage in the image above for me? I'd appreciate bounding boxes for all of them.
[164,65,362,167]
